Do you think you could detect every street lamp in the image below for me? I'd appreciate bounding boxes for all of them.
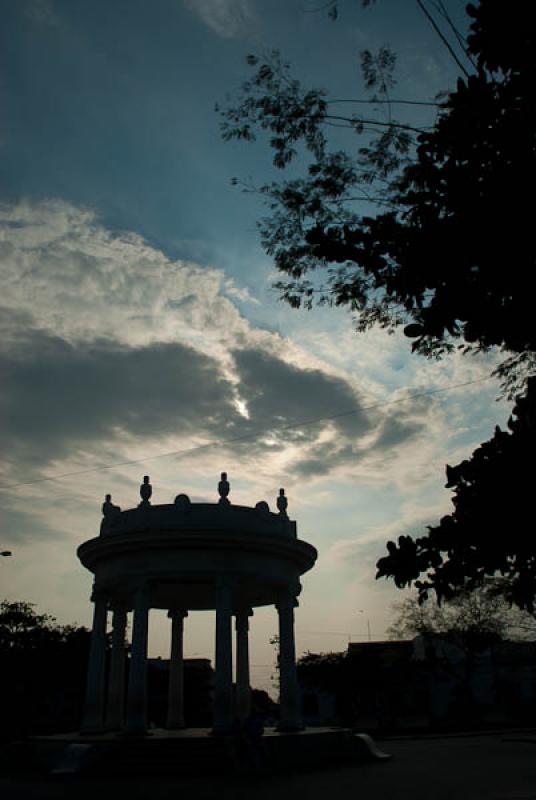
[358,610,371,642]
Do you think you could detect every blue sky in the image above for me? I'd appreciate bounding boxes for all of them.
[1,0,463,272]
[0,0,509,694]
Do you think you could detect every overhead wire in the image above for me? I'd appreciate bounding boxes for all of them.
[0,373,493,492]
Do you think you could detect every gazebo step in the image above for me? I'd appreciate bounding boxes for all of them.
[30,727,391,776]
[89,735,234,775]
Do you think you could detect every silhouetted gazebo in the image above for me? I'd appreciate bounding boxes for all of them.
[77,474,317,736]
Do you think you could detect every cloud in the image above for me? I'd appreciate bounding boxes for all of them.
[322,502,452,590]
[372,413,426,452]
[0,330,242,475]
[0,504,60,546]
[0,199,250,357]
[0,198,447,496]
[21,0,58,26]
[233,346,371,437]
[223,280,260,305]
[183,0,256,38]
[289,412,428,480]
[226,347,436,481]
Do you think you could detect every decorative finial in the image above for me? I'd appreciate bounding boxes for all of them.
[218,471,230,505]
[102,493,121,518]
[174,493,191,511]
[139,475,152,507]
[276,487,288,517]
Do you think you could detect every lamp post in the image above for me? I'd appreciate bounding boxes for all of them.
[358,610,371,642]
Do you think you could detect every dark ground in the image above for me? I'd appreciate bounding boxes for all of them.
[2,733,536,800]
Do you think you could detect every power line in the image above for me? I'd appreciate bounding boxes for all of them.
[299,630,373,641]
[301,630,358,636]
[0,374,492,492]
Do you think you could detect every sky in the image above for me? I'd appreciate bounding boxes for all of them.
[0,0,511,695]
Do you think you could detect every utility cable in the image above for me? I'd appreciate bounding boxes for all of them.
[0,374,493,492]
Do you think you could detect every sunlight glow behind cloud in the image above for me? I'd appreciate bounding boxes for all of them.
[0,198,510,692]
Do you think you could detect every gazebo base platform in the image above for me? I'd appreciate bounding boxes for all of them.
[23,727,391,776]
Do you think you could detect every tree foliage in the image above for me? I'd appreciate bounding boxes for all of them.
[297,650,346,692]
[0,600,72,651]
[220,0,536,394]
[376,377,536,610]
[297,650,357,725]
[0,600,91,738]
[388,588,536,652]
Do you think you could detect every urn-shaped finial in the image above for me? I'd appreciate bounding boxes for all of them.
[218,471,230,505]
[277,487,288,517]
[139,475,152,506]
[102,493,121,518]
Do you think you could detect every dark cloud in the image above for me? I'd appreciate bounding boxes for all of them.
[0,331,241,472]
[230,348,429,478]
[1,334,377,483]
[233,347,371,442]
[0,504,60,545]
[0,331,430,487]
[286,392,428,479]
[292,442,359,478]
[373,416,426,451]
[291,413,428,479]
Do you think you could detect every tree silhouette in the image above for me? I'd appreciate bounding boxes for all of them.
[297,650,356,725]
[220,1,535,394]
[0,600,60,651]
[0,600,91,739]
[387,588,536,647]
[376,377,536,611]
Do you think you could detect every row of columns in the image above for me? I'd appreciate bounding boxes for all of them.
[81,584,302,735]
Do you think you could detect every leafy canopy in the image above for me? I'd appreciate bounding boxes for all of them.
[220,1,536,395]
[388,587,536,653]
[376,377,536,611]
[0,599,89,652]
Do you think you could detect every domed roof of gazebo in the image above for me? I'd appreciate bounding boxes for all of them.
[77,473,317,611]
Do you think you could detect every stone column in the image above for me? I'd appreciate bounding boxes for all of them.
[105,606,128,731]
[277,593,302,731]
[166,609,188,729]
[125,586,150,735]
[81,591,108,733]
[213,580,233,733]
[235,608,252,723]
